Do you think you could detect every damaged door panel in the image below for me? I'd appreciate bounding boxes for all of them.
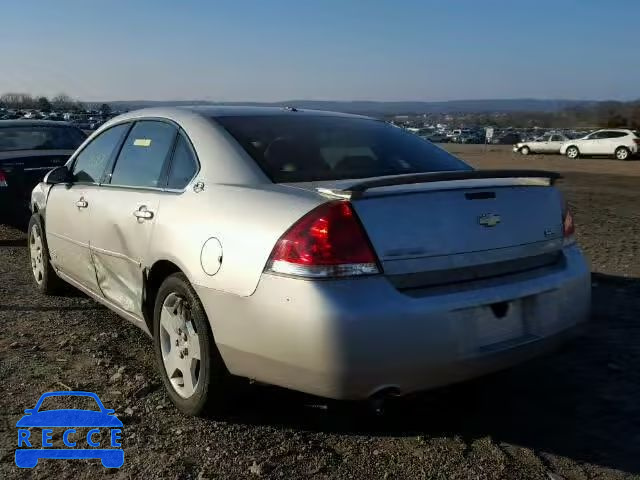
[89,189,161,317]
[46,184,102,293]
[87,120,177,317]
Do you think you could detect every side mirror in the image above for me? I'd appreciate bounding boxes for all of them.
[44,166,72,185]
[24,409,35,414]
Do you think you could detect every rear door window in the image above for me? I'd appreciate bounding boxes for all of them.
[607,131,627,138]
[72,123,129,184]
[109,120,177,188]
[166,133,198,189]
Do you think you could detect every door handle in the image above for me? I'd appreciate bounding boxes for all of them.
[133,206,154,220]
[76,198,88,208]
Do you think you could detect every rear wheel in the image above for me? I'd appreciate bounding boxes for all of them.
[153,273,234,416]
[28,214,64,295]
[615,146,630,160]
[566,146,579,159]
[520,146,530,155]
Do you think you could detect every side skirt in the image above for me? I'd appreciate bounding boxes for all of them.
[56,269,152,338]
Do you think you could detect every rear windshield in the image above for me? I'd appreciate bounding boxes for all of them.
[214,115,470,182]
[0,125,86,152]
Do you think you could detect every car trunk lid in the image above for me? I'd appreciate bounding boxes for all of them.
[287,170,565,287]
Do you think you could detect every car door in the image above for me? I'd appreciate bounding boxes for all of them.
[535,135,551,152]
[590,131,615,154]
[45,123,130,293]
[591,131,610,154]
[578,132,599,154]
[548,135,565,153]
[88,120,178,318]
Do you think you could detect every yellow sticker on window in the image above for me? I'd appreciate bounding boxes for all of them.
[133,138,152,147]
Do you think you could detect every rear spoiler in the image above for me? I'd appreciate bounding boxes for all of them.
[317,169,562,200]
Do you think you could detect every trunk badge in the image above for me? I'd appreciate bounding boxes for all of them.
[478,213,501,227]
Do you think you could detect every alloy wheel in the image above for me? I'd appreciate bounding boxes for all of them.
[616,148,629,160]
[29,225,44,285]
[159,293,201,398]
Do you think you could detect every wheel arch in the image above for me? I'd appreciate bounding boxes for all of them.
[143,259,188,333]
[566,144,580,154]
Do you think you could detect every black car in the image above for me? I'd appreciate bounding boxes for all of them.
[0,120,86,219]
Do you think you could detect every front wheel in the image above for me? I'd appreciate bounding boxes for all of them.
[520,146,530,155]
[615,147,631,161]
[28,214,64,295]
[153,273,234,416]
[566,146,580,159]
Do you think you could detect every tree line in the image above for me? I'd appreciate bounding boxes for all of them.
[2,92,639,129]
[0,93,111,115]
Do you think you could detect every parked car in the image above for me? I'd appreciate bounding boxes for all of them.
[458,133,484,144]
[422,132,448,143]
[29,107,590,416]
[0,120,86,219]
[491,132,522,145]
[514,133,570,155]
[559,129,639,160]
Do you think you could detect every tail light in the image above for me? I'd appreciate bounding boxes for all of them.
[633,138,640,146]
[266,201,381,278]
[562,205,575,244]
[0,169,7,188]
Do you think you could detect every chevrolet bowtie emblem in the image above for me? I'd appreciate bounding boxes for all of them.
[478,213,501,227]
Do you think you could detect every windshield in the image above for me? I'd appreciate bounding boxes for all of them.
[214,115,470,183]
[36,395,101,412]
[0,125,86,152]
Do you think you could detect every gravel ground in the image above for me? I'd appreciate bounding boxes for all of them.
[1,147,639,479]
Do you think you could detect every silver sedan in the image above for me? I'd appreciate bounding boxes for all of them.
[29,107,590,415]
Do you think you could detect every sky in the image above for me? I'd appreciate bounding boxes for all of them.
[1,0,639,102]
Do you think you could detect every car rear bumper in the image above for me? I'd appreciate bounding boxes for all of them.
[195,245,590,400]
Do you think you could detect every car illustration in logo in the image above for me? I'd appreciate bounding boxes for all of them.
[15,391,123,468]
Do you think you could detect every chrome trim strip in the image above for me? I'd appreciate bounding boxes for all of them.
[48,231,89,248]
[89,245,141,267]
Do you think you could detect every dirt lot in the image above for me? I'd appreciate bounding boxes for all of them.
[1,146,639,479]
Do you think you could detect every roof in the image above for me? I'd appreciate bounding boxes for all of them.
[186,105,371,119]
[0,119,77,128]
[111,105,373,122]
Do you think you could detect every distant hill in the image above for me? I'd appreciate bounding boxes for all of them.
[103,98,600,115]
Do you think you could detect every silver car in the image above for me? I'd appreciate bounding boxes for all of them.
[514,133,570,155]
[29,107,590,416]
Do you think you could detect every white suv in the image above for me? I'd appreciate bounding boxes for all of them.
[560,129,639,160]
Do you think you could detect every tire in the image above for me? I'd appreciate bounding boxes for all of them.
[153,272,233,416]
[566,146,579,159]
[520,146,530,155]
[27,214,64,295]
[615,146,630,161]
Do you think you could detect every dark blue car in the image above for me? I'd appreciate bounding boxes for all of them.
[15,391,123,468]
